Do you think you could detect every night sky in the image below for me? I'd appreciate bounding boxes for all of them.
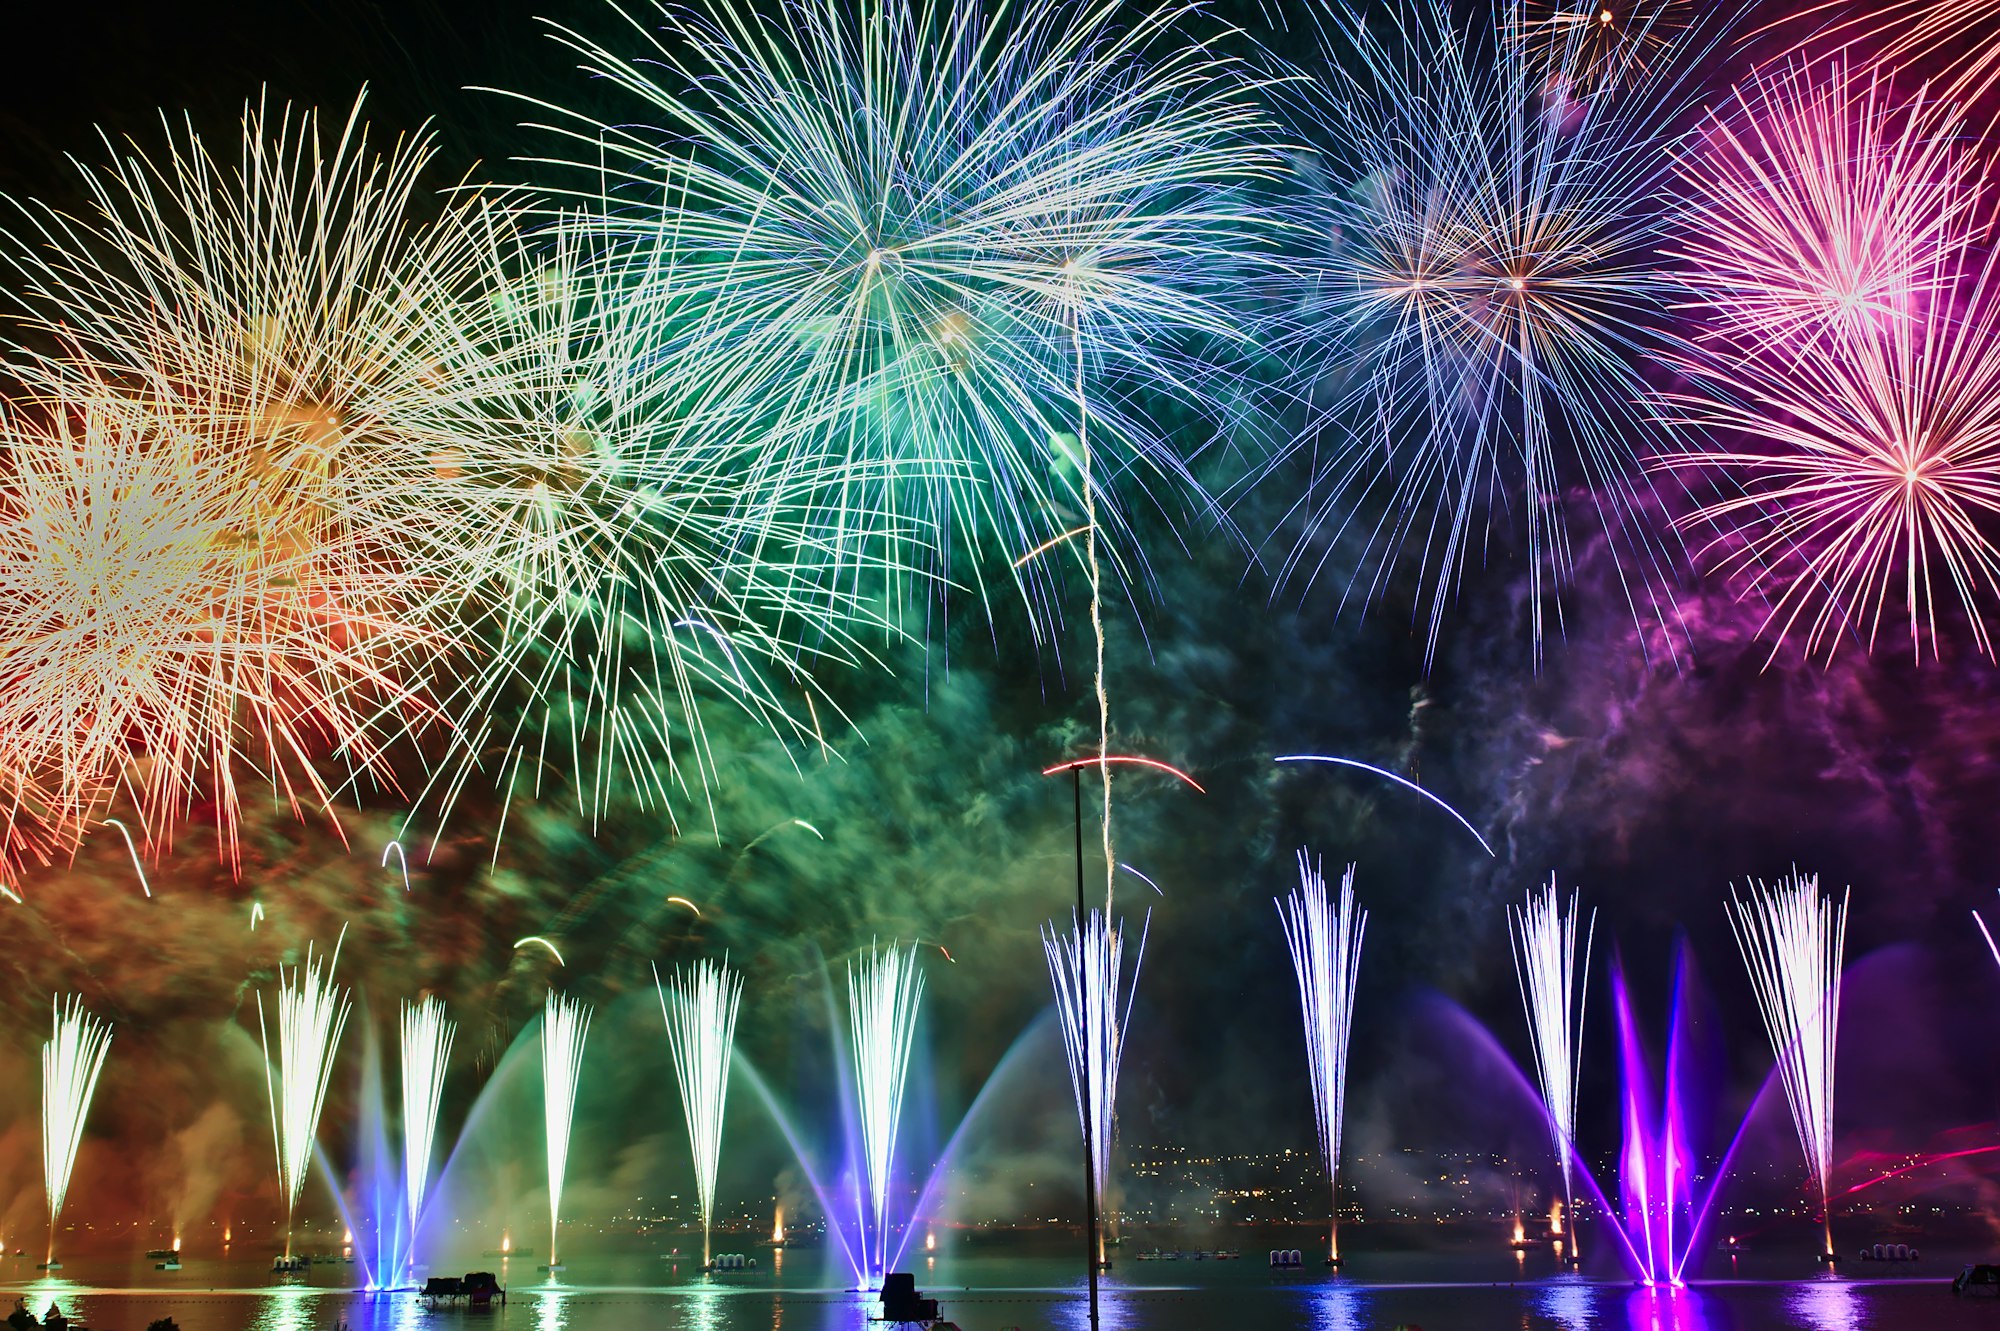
[0,0,1995,1250]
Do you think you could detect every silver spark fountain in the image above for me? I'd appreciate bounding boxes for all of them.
[542,989,593,1269]
[1277,852,1365,1266]
[1729,871,1848,1261]
[1044,909,1149,1269]
[41,995,112,1269]
[848,942,924,1284]
[258,933,352,1259]
[1509,877,1593,1262]
[656,958,743,1268]
[400,995,455,1268]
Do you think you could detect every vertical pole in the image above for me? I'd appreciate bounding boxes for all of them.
[1076,766,1100,1331]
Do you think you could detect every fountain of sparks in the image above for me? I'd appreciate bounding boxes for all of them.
[400,996,455,1276]
[848,942,924,1287]
[541,990,593,1270]
[1509,878,1593,1262]
[1276,853,1365,1266]
[1044,909,1149,1269]
[656,959,743,1268]
[258,934,352,1259]
[41,996,112,1269]
[1728,871,1848,1260]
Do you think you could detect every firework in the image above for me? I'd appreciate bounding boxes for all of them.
[0,395,429,872]
[541,989,593,1267]
[1669,61,1983,356]
[847,942,924,1281]
[1269,0,1720,660]
[1659,191,2000,661]
[257,933,352,1258]
[1727,871,1848,1258]
[524,0,1281,631]
[655,959,743,1267]
[1043,909,1149,1266]
[399,996,456,1252]
[1276,853,1365,1264]
[1508,878,1593,1256]
[1511,0,1694,90]
[41,995,112,1265]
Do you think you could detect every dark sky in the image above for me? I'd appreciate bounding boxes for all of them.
[0,0,1996,1254]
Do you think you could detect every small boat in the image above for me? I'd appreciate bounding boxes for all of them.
[145,1249,176,1260]
[154,1260,182,1271]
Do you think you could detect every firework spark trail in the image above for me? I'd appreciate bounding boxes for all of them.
[1668,61,1983,358]
[518,0,1283,639]
[41,995,112,1264]
[1508,878,1594,1255]
[399,996,455,1264]
[1728,871,1848,1257]
[1276,853,1365,1264]
[1267,0,1727,661]
[257,932,352,1258]
[847,942,924,1282]
[1043,908,1148,1265]
[1511,0,1694,89]
[655,959,743,1267]
[542,990,593,1267]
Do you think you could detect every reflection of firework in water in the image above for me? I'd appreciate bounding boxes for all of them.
[1270,0,1711,660]
[1669,61,1983,354]
[42,995,113,1263]
[847,943,923,1282]
[257,934,352,1259]
[1509,878,1592,1255]
[399,996,455,1253]
[541,990,593,1267]
[1043,909,1149,1265]
[656,959,743,1267]
[1728,872,1847,1258]
[529,0,1280,630]
[1276,854,1364,1264]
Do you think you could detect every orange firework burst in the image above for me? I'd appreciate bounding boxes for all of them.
[0,399,428,872]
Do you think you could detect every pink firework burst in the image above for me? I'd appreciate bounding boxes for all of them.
[1661,62,2000,661]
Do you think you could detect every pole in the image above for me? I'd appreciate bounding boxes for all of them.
[1076,766,1100,1331]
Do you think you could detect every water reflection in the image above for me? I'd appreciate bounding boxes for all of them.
[1536,1275,1596,1330]
[1624,1285,1714,1331]
[1298,1280,1369,1331]
[249,1284,318,1331]
[535,1280,570,1331]
[1048,1286,1139,1331]
[1787,1276,1860,1331]
[684,1280,726,1331]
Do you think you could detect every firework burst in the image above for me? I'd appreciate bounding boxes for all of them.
[1508,877,1593,1255]
[41,995,112,1265]
[655,958,743,1267]
[1660,103,2000,662]
[257,933,352,1258]
[1727,871,1847,1258]
[521,0,1281,631]
[1269,0,1721,660]
[1276,852,1364,1264]
[1668,61,1984,354]
[1043,909,1148,1265]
